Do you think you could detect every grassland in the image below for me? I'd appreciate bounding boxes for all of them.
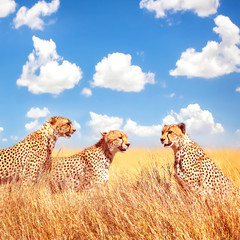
[0,148,240,239]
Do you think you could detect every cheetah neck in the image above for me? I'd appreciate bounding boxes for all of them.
[179,134,192,147]
[172,134,193,154]
[37,122,58,151]
[95,139,115,166]
[173,134,205,162]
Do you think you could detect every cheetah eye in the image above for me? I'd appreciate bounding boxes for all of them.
[118,136,123,139]
[168,131,173,134]
[67,122,71,126]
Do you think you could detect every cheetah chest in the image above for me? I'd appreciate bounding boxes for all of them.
[174,148,203,187]
[88,152,112,184]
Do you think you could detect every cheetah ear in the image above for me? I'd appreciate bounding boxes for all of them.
[48,116,57,125]
[178,123,186,134]
[101,132,107,137]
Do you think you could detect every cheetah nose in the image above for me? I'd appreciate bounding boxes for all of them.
[160,138,164,143]
[73,129,76,133]
[126,143,130,147]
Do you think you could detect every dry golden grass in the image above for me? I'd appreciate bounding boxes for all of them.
[0,148,240,239]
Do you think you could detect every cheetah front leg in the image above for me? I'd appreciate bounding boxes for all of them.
[89,168,109,188]
[22,156,43,186]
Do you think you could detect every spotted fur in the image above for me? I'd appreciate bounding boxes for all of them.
[0,116,75,185]
[160,123,235,196]
[50,130,130,191]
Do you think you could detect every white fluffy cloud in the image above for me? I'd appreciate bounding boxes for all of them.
[92,52,155,92]
[25,106,50,131]
[14,0,59,30]
[17,36,82,95]
[25,119,40,132]
[236,129,240,135]
[164,104,224,135]
[81,88,92,97]
[170,15,240,78]
[0,0,16,18]
[236,87,240,92]
[26,107,50,119]
[124,119,162,137]
[140,0,219,18]
[87,112,123,138]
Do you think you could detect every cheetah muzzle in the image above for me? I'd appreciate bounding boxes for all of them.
[118,146,127,152]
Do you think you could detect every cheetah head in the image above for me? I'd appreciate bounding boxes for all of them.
[160,123,186,149]
[48,116,76,138]
[101,130,130,154]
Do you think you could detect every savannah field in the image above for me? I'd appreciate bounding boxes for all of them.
[0,148,240,240]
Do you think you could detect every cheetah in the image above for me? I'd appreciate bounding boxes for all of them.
[0,116,75,185]
[160,123,235,197]
[50,130,130,191]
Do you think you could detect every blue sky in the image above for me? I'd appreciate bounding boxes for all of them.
[0,0,240,148]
